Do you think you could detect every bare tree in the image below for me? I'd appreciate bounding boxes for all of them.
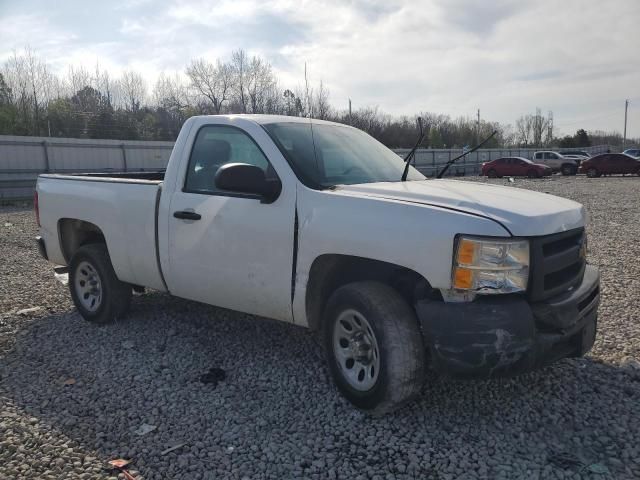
[531,107,549,147]
[119,70,146,112]
[515,115,534,146]
[2,48,54,134]
[153,72,188,110]
[186,58,231,114]
[246,56,276,114]
[94,62,114,106]
[230,49,249,113]
[66,66,92,97]
[314,80,331,120]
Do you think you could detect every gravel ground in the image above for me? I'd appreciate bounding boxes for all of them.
[1,175,639,480]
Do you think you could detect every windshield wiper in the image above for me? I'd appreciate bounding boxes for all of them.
[401,117,426,182]
[435,130,497,179]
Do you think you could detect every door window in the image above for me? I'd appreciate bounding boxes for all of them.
[184,125,273,194]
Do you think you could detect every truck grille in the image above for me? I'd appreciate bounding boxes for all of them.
[528,228,586,302]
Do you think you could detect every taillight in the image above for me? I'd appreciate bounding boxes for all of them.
[34,190,40,227]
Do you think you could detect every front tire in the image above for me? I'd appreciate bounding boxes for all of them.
[69,244,132,324]
[323,282,426,415]
[487,169,498,178]
[527,169,540,179]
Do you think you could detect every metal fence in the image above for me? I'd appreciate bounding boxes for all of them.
[0,134,611,202]
[0,135,174,202]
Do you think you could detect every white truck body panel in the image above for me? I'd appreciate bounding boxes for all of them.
[291,184,509,326]
[37,177,166,291]
[334,180,585,237]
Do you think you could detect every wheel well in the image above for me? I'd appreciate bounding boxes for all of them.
[305,254,438,333]
[58,218,106,263]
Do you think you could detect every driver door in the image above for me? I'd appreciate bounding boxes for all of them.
[165,124,295,323]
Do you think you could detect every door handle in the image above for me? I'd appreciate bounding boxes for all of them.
[173,210,201,221]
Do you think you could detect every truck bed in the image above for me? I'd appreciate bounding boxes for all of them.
[37,172,167,291]
[40,170,165,183]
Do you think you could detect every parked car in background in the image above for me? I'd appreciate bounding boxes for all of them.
[532,151,580,175]
[579,153,640,177]
[558,150,591,167]
[622,148,640,158]
[481,157,552,178]
[559,150,591,159]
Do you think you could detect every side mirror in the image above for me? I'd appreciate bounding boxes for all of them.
[214,163,281,203]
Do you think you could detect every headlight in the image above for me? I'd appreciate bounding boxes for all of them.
[452,236,529,294]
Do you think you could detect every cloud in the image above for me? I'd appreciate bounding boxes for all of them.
[1,0,639,136]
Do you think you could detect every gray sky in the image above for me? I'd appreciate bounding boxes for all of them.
[1,0,639,137]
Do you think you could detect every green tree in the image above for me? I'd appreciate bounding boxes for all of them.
[0,73,17,134]
[428,128,444,148]
[574,129,591,147]
[558,135,576,148]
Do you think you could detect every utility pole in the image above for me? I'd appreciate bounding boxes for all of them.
[476,109,480,144]
[348,99,352,125]
[623,99,629,148]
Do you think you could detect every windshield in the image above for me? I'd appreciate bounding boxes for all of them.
[263,122,425,188]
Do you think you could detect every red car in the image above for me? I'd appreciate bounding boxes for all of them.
[579,153,640,177]
[481,157,552,178]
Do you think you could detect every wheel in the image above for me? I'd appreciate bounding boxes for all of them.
[323,281,426,415]
[561,164,576,176]
[586,168,600,178]
[527,169,540,179]
[487,169,498,178]
[69,243,132,324]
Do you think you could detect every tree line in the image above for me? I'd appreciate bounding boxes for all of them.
[0,48,635,149]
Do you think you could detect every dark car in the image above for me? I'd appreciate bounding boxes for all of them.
[481,157,552,178]
[579,153,640,177]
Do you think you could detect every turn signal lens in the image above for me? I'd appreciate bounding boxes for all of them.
[453,267,473,289]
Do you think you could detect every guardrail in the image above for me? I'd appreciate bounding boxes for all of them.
[0,134,611,203]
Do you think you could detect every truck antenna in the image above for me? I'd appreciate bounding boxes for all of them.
[401,117,425,182]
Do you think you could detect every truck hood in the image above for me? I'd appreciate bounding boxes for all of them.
[334,179,585,236]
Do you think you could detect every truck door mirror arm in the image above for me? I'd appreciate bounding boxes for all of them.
[214,163,282,204]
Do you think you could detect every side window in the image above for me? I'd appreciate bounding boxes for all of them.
[535,153,542,159]
[184,125,272,194]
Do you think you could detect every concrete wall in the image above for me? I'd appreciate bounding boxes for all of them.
[0,136,173,201]
[0,134,610,202]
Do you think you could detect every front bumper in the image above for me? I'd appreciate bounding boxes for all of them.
[416,265,599,378]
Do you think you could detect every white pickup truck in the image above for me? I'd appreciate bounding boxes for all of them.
[532,151,581,175]
[35,115,600,413]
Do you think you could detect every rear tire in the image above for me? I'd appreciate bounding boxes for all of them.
[69,244,132,324]
[323,281,426,415]
[586,167,600,178]
[487,169,498,178]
